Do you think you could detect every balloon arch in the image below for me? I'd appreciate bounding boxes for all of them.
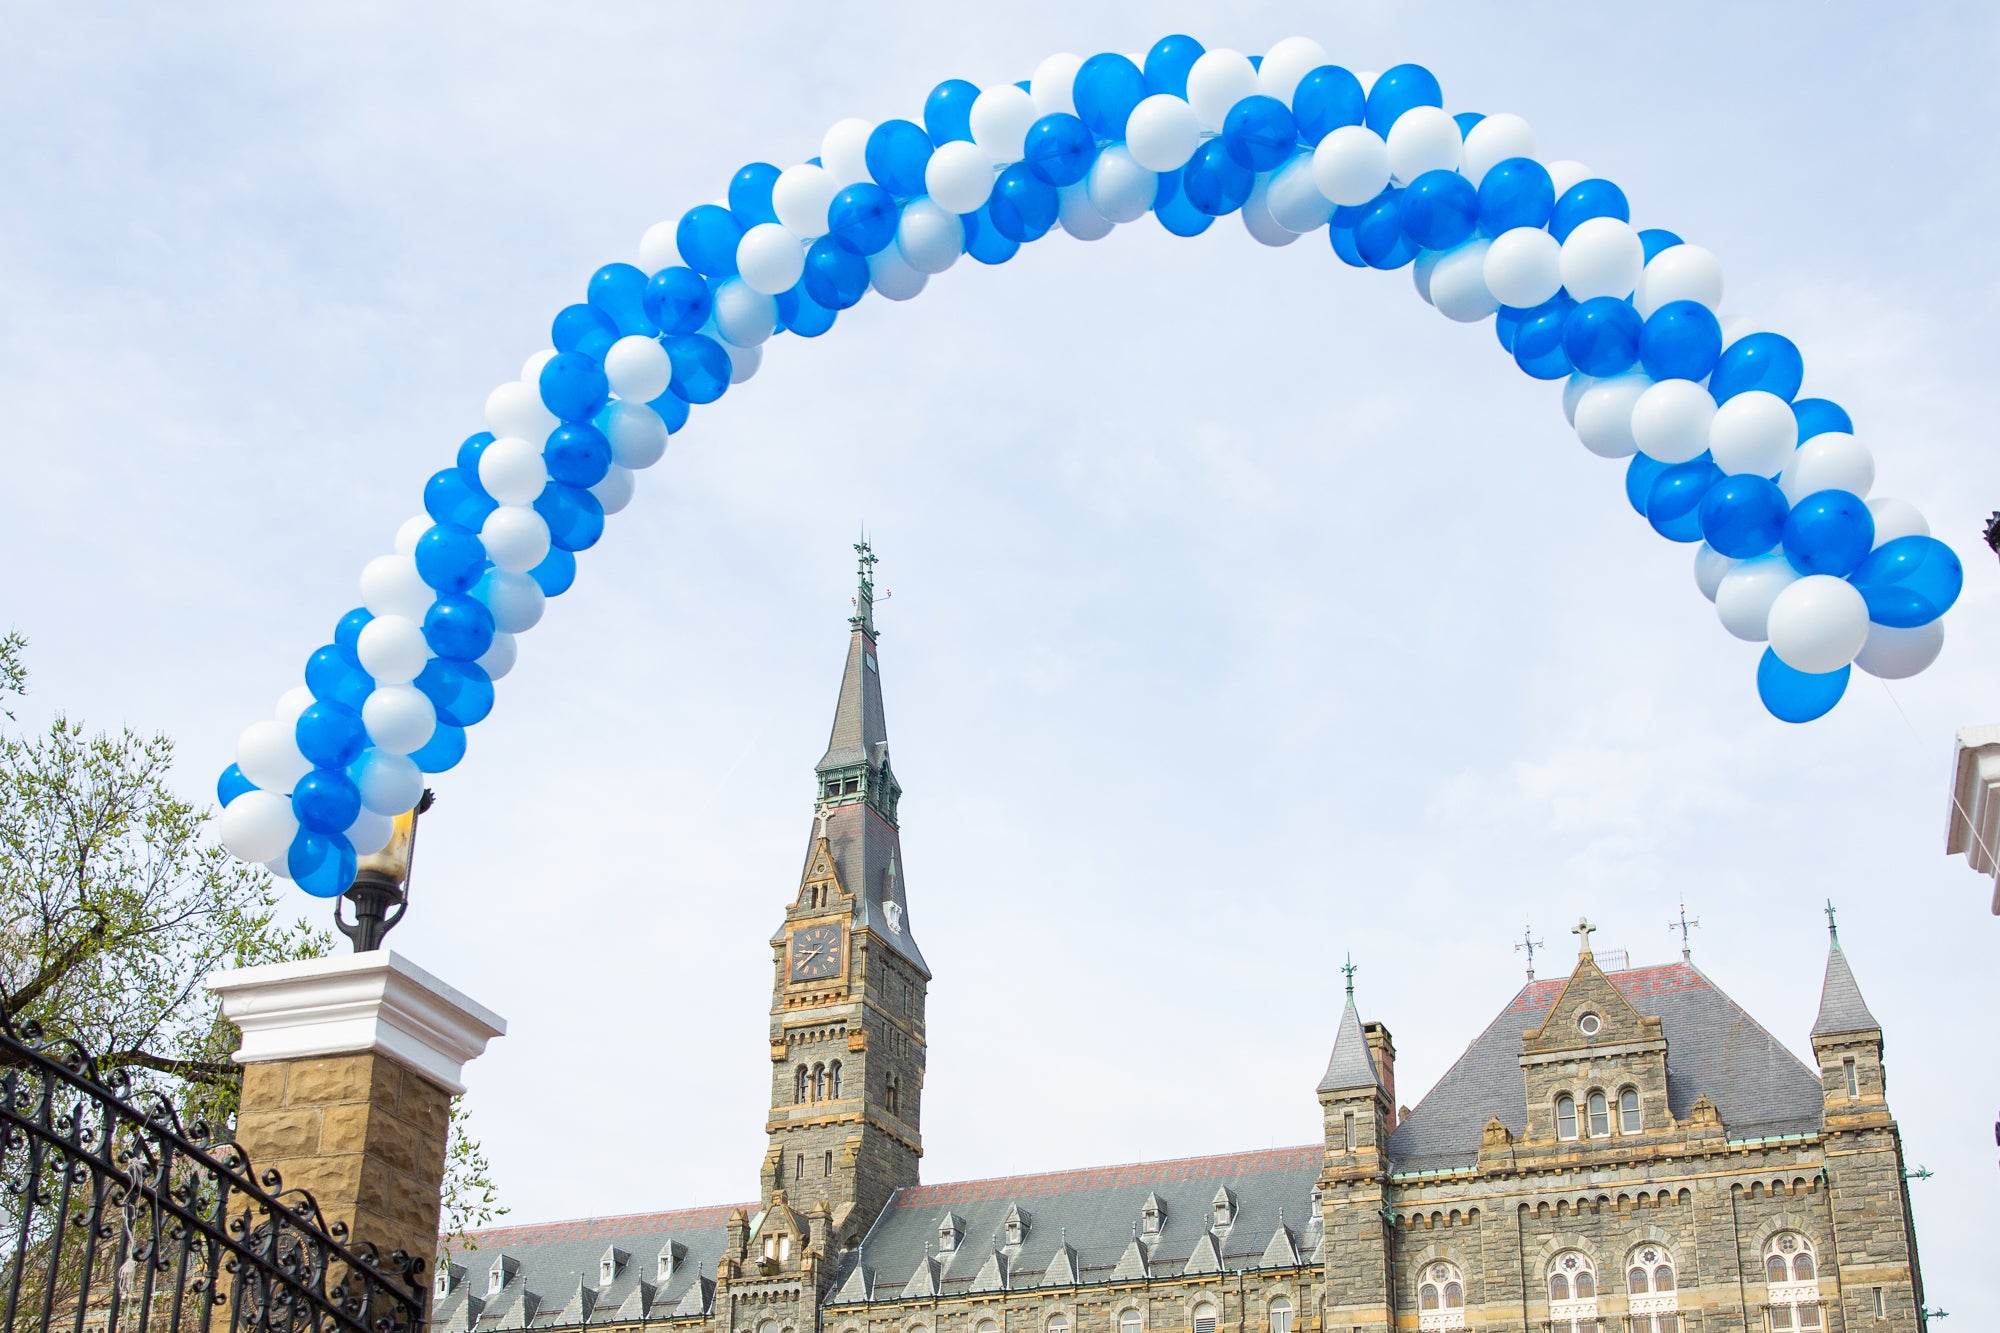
[215,34,1965,898]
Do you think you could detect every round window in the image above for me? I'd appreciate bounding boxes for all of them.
[1579,1013,1602,1036]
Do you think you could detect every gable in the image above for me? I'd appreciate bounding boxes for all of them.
[1522,957,1662,1059]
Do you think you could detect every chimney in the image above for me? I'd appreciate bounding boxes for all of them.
[1362,1021,1397,1128]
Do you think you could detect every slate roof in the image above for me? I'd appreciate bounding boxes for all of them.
[817,627,888,774]
[1810,942,1880,1037]
[1316,997,1382,1094]
[1385,962,1824,1172]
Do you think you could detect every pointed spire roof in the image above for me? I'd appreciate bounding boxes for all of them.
[1811,908,1881,1038]
[1317,960,1383,1095]
[817,540,891,776]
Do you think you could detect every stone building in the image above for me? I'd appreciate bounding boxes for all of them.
[436,551,1928,1333]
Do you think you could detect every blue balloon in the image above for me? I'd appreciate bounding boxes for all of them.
[425,467,496,532]
[1625,452,1668,516]
[1292,66,1365,145]
[1562,297,1642,376]
[643,267,714,335]
[293,768,362,836]
[334,609,373,663]
[1183,140,1254,216]
[1453,112,1485,136]
[1328,220,1365,267]
[530,546,577,597]
[305,645,372,711]
[217,764,255,808]
[1493,302,1525,351]
[424,594,496,662]
[552,303,616,353]
[962,205,1024,262]
[923,79,981,145]
[1648,458,1721,542]
[665,333,731,405]
[1143,34,1205,97]
[587,263,656,335]
[1153,169,1214,238]
[1698,474,1790,557]
[535,482,606,552]
[1709,331,1804,403]
[1757,648,1849,724]
[1476,157,1554,237]
[827,183,899,255]
[803,237,871,309]
[1364,63,1442,134]
[1548,179,1629,243]
[288,829,357,899]
[1222,96,1297,172]
[454,431,493,475]
[1792,398,1853,442]
[296,702,368,770]
[1399,170,1479,250]
[544,423,611,488]
[415,659,495,729]
[866,120,934,198]
[727,163,782,225]
[1022,114,1095,186]
[1639,228,1684,263]
[988,165,1060,240]
[414,523,487,594]
[1638,300,1723,382]
[538,352,609,423]
[646,388,690,434]
[1782,490,1874,576]
[675,205,743,278]
[1511,294,1576,379]
[407,723,467,775]
[776,286,838,337]
[1073,53,1146,139]
[1850,535,1963,628]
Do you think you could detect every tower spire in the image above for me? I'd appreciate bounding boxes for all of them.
[850,536,879,638]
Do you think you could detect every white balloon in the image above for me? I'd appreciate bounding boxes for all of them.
[480,505,551,574]
[601,399,668,469]
[1694,543,1737,602]
[478,436,548,506]
[1086,145,1156,223]
[1312,126,1391,206]
[603,334,672,401]
[1031,52,1083,115]
[897,199,965,272]
[1720,314,1764,349]
[724,339,761,384]
[1482,227,1562,308]
[484,379,556,442]
[821,118,875,185]
[1460,113,1536,186]
[638,219,680,273]
[359,554,434,621]
[772,164,839,237]
[1866,497,1930,546]
[393,515,431,558]
[275,685,315,726]
[1715,554,1801,642]
[478,631,519,682]
[1238,176,1296,247]
[1257,35,1330,103]
[1430,240,1500,323]
[1058,182,1115,241]
[1562,373,1595,426]
[592,463,635,515]
[970,85,1038,163]
[347,809,394,857]
[520,349,557,385]
[1385,106,1462,182]
[356,616,429,685]
[1186,49,1259,131]
[1633,243,1724,317]
[1630,380,1717,465]
[237,720,312,794]
[867,245,927,300]
[264,856,292,880]
[1767,575,1870,674]
[1264,152,1333,233]
[1125,94,1201,171]
[363,684,435,755]
[1411,249,1441,305]
[1708,390,1797,477]
[1780,433,1874,504]
[1573,373,1652,459]
[476,569,545,634]
[925,141,996,214]
[1855,620,1944,680]
[219,790,298,864]
[1559,217,1644,300]
[1545,160,1591,196]
[735,223,806,296]
[711,279,777,347]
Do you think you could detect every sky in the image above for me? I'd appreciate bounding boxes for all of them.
[5,0,1998,1315]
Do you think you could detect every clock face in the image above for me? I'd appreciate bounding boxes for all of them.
[789,923,845,981]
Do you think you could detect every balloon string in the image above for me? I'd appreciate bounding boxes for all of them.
[1875,678,2000,873]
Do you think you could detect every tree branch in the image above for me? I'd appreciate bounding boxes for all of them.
[2,908,108,1015]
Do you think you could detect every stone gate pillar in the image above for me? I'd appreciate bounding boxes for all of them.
[206,951,506,1280]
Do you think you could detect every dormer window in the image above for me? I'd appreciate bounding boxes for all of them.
[600,1259,615,1284]
[937,1213,964,1254]
[488,1264,505,1296]
[1139,1194,1166,1240]
[658,1243,680,1285]
[1003,1205,1030,1246]
[1211,1186,1237,1231]
[436,1272,451,1299]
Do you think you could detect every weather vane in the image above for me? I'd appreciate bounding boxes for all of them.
[1668,900,1701,962]
[1340,953,1357,999]
[1515,923,1544,979]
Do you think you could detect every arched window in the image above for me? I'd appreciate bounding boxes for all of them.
[1587,1091,1610,1137]
[1764,1233,1823,1330]
[1555,1094,1578,1140]
[812,1063,825,1101]
[886,1072,900,1115]
[829,1060,842,1098]
[976,1320,998,1333]
[1417,1261,1466,1330]
[1619,1087,1642,1134]
[1548,1252,1598,1332]
[1118,1310,1142,1333]
[1047,1316,1069,1333]
[1627,1244,1680,1332]
[1192,1304,1217,1333]
[823,1149,833,1177]
[1268,1297,1292,1333]
[795,1066,808,1104]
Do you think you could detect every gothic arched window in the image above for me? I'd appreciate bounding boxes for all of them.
[795,1066,809,1104]
[1117,1309,1141,1333]
[1191,1304,1217,1333]
[1548,1251,1598,1332]
[812,1063,825,1101]
[1619,1087,1642,1134]
[1417,1262,1465,1330]
[1626,1244,1680,1333]
[1268,1297,1292,1333]
[1763,1233,1822,1330]
[886,1072,900,1115]
[1555,1094,1578,1140]
[1046,1316,1068,1333]
[1587,1090,1610,1137]
[829,1060,842,1098]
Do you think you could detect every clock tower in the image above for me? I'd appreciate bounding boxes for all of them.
[761,542,929,1253]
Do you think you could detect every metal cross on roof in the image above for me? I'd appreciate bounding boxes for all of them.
[813,801,833,840]
[1824,899,1839,942]
[1515,924,1545,979]
[1668,900,1701,961]
[1572,916,1596,956]
[1340,953,1357,999]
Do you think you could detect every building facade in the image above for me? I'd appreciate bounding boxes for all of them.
[437,552,1928,1333]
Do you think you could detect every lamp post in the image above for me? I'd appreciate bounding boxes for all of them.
[335,789,433,952]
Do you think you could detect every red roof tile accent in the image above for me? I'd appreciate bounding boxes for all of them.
[461,1202,754,1249]
[888,1145,1321,1209]
[1504,962,1706,1015]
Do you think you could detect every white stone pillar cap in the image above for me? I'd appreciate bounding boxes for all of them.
[206,950,506,1095]
[1946,724,2000,914]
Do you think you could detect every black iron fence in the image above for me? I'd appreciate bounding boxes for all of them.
[0,1010,424,1333]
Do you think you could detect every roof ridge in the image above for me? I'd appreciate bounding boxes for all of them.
[459,1201,755,1247]
[886,1144,1320,1204]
